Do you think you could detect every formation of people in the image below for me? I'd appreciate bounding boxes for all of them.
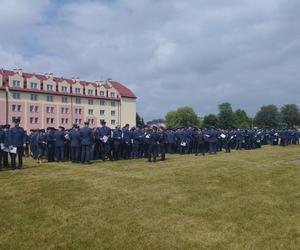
[0,117,299,170]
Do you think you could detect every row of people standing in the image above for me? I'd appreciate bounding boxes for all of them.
[1,118,299,170]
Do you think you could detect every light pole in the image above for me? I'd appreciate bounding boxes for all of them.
[5,85,9,124]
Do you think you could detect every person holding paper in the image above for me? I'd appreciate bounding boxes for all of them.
[8,118,26,170]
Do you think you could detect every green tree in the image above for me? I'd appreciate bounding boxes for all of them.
[136,113,145,127]
[235,109,250,129]
[254,105,280,129]
[165,107,200,128]
[217,102,238,129]
[202,114,219,128]
[280,104,300,128]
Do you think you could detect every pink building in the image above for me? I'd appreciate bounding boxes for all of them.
[0,69,137,130]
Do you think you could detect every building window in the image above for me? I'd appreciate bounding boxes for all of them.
[12,105,16,112]
[66,118,69,124]
[75,118,82,125]
[12,92,21,99]
[111,110,116,116]
[88,109,94,115]
[46,107,55,113]
[111,120,116,125]
[12,116,21,123]
[17,105,21,112]
[61,107,65,114]
[30,82,38,89]
[46,118,55,124]
[110,92,115,97]
[100,110,105,115]
[87,89,94,95]
[65,108,69,114]
[61,118,65,124]
[75,88,81,94]
[99,90,105,96]
[30,94,38,101]
[47,95,54,102]
[61,96,68,103]
[30,106,39,113]
[46,84,54,91]
[75,108,82,115]
[75,97,81,104]
[88,119,94,125]
[88,99,93,105]
[61,86,68,93]
[100,100,105,106]
[12,80,21,87]
[31,117,39,124]
[111,101,116,107]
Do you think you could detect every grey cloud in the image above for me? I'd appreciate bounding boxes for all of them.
[0,0,299,120]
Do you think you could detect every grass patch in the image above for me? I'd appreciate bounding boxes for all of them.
[1,146,300,249]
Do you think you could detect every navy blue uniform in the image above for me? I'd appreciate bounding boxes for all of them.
[54,130,65,162]
[69,129,81,163]
[9,126,26,169]
[122,127,131,160]
[147,129,160,162]
[80,127,93,164]
[97,126,112,161]
[112,129,122,160]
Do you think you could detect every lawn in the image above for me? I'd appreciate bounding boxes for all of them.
[0,146,300,250]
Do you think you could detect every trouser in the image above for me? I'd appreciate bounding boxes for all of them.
[236,140,243,150]
[209,142,217,154]
[30,144,38,159]
[132,143,139,159]
[47,141,55,162]
[55,146,65,162]
[81,145,90,163]
[148,144,158,162]
[101,142,111,161]
[113,142,121,160]
[159,143,166,160]
[0,149,3,167]
[10,146,24,169]
[195,142,205,156]
[71,147,81,162]
[122,142,131,160]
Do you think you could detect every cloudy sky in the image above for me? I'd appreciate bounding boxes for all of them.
[1,0,300,121]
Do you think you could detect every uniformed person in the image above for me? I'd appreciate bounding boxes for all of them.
[112,125,122,160]
[147,126,160,162]
[97,121,112,161]
[54,126,66,162]
[0,125,4,169]
[8,118,26,170]
[68,124,81,163]
[37,129,47,163]
[121,124,131,160]
[80,121,93,164]
[46,127,56,162]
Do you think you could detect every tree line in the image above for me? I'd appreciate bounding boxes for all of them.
[164,103,300,129]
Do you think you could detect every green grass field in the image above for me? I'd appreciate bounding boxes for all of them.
[1,146,300,250]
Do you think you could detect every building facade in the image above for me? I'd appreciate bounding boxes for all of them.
[0,69,136,130]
